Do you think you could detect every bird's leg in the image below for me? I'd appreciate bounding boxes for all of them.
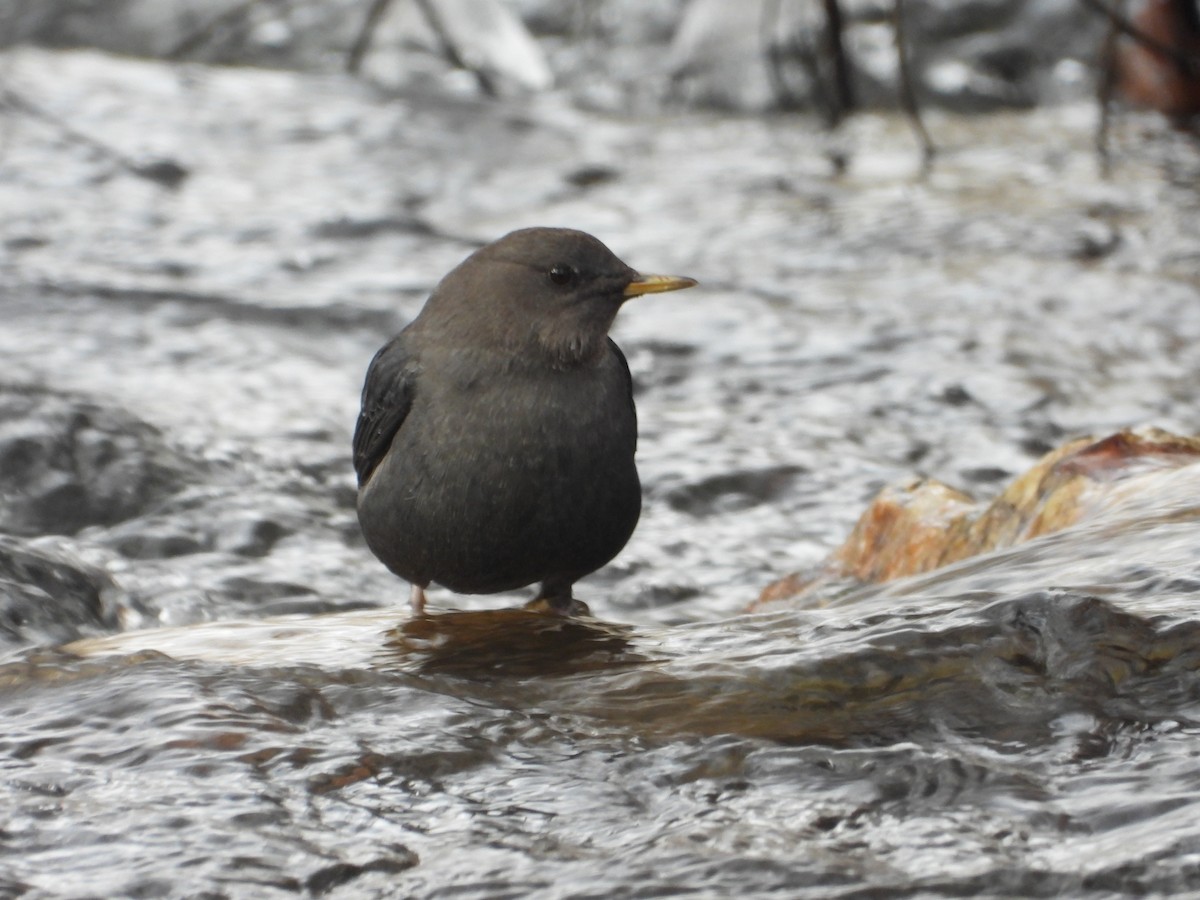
[525,580,590,617]
[409,583,428,616]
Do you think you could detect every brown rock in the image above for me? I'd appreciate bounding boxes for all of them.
[757,428,1200,608]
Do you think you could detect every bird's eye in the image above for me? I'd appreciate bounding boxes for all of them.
[548,264,577,286]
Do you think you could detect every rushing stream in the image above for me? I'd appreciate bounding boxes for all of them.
[3,45,1200,897]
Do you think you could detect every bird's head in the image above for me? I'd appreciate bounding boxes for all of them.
[419,227,697,367]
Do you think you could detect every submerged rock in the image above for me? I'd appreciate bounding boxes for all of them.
[0,384,195,536]
[660,464,808,516]
[93,489,318,560]
[0,535,123,647]
[759,428,1200,606]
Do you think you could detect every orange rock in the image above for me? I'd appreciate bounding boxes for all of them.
[830,478,977,585]
[756,428,1200,608]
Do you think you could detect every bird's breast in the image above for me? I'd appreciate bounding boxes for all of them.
[356,347,641,592]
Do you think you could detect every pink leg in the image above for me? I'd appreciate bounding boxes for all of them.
[410,583,427,615]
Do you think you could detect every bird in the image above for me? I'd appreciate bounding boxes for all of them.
[352,227,697,616]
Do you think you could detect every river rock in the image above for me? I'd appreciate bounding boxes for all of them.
[758,428,1200,606]
[93,488,332,560]
[0,535,123,647]
[0,384,194,537]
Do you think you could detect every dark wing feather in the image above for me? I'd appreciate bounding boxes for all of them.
[353,335,417,487]
[607,337,636,451]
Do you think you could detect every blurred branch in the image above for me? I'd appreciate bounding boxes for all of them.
[167,0,273,60]
[893,0,936,170]
[347,0,394,74]
[821,0,855,124]
[1094,0,1123,174]
[412,0,498,97]
[762,0,853,124]
[347,0,498,97]
[764,0,934,171]
[762,0,815,112]
[0,81,188,187]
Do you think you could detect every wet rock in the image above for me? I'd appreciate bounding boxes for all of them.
[103,526,208,560]
[214,514,290,558]
[303,853,419,895]
[616,580,702,610]
[4,234,51,251]
[959,465,1012,485]
[0,535,122,647]
[217,575,317,606]
[660,464,808,516]
[95,491,319,560]
[937,383,975,406]
[128,156,190,188]
[759,428,1200,606]
[563,163,621,189]
[759,477,977,602]
[0,385,195,537]
[309,215,433,240]
[1069,220,1121,260]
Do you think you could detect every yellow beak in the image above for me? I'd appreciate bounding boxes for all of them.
[623,273,699,298]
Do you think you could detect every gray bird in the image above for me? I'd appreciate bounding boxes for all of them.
[353,227,697,615]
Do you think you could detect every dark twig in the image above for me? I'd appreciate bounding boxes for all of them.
[412,0,498,97]
[347,0,395,74]
[760,0,793,108]
[347,0,498,96]
[0,82,188,187]
[762,0,820,113]
[1094,0,1123,175]
[760,0,848,123]
[821,0,855,124]
[166,0,269,60]
[893,0,936,171]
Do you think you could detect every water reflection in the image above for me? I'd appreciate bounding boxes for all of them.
[383,608,643,677]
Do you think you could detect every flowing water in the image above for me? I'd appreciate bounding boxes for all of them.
[3,47,1200,897]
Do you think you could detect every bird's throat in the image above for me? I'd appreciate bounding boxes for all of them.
[535,328,609,369]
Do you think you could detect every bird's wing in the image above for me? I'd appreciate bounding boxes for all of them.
[353,335,417,487]
[607,337,637,451]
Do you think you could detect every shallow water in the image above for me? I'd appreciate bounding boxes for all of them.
[3,47,1200,897]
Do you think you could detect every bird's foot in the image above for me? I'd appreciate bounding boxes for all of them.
[523,593,590,617]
